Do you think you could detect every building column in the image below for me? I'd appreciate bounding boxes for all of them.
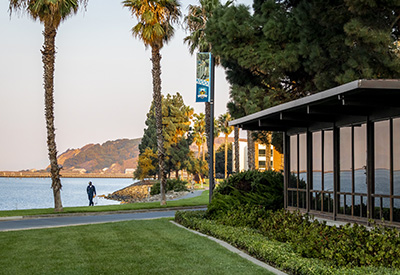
[333,125,340,221]
[366,119,375,223]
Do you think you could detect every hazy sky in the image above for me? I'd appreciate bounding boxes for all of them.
[0,0,253,171]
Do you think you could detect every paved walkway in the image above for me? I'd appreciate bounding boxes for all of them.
[170,190,204,201]
[0,206,206,232]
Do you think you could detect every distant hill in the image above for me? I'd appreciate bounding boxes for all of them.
[51,136,232,175]
[56,138,141,174]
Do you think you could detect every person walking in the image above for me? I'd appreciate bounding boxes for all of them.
[87,181,96,206]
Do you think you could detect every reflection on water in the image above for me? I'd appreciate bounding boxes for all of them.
[0,177,137,210]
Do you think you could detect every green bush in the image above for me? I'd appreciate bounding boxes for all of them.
[207,170,284,219]
[175,211,400,275]
[150,179,189,195]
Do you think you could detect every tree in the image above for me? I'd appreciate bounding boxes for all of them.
[134,148,157,180]
[218,112,234,178]
[215,143,232,178]
[123,0,181,205]
[193,113,206,160]
[213,118,220,175]
[136,93,193,180]
[206,0,400,164]
[9,0,88,212]
[183,0,231,161]
[162,93,194,178]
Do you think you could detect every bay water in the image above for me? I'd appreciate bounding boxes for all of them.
[0,177,137,211]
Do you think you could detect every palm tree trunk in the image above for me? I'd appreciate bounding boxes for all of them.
[234,126,239,173]
[224,134,228,178]
[42,22,63,212]
[247,130,255,170]
[151,45,166,205]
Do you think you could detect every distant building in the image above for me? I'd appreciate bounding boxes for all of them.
[72,168,86,174]
[232,139,283,172]
[125,168,135,174]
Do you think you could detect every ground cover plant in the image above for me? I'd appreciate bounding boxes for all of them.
[0,190,209,217]
[0,218,271,275]
[175,210,400,275]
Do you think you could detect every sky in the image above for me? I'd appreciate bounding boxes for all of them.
[0,0,253,171]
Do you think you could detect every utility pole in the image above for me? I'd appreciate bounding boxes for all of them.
[209,55,215,203]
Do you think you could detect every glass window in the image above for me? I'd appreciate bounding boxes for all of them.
[340,127,352,193]
[354,124,367,194]
[324,131,333,192]
[299,133,307,189]
[375,120,390,196]
[289,135,298,189]
[394,118,400,196]
[312,132,322,191]
[259,160,266,169]
[259,149,266,157]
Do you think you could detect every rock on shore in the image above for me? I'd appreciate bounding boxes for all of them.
[105,180,189,203]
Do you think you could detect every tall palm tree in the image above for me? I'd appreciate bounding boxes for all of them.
[213,118,220,175]
[9,0,88,212]
[218,113,233,179]
[193,113,206,160]
[123,0,180,205]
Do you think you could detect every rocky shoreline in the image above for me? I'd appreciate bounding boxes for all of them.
[105,180,190,203]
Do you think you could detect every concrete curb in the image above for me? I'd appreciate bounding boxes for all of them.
[170,221,287,275]
[0,216,23,221]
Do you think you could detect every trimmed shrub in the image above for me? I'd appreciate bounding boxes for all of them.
[150,179,189,195]
[207,170,284,219]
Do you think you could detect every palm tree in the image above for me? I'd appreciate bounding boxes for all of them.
[9,0,88,212]
[193,113,206,161]
[122,0,180,205]
[218,113,234,179]
[213,118,220,175]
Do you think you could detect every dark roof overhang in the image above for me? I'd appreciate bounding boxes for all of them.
[229,79,400,134]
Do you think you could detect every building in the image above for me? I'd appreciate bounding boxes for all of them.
[232,139,284,172]
[230,79,400,226]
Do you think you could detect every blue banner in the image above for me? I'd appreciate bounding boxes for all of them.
[196,52,211,102]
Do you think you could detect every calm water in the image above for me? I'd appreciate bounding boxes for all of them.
[0,177,137,210]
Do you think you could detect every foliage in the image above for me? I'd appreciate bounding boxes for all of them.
[215,143,232,178]
[134,147,157,180]
[150,178,189,195]
[175,210,400,274]
[136,93,194,179]
[207,170,284,218]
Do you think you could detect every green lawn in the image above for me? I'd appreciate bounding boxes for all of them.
[0,219,272,275]
[0,190,209,217]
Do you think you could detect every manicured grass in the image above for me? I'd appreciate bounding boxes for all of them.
[0,190,209,217]
[0,219,272,275]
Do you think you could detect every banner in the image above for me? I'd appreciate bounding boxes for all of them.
[196,52,211,102]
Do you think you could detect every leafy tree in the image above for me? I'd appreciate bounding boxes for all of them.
[206,0,400,160]
[123,0,181,205]
[134,147,157,180]
[162,93,194,178]
[9,0,88,212]
[136,93,194,180]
